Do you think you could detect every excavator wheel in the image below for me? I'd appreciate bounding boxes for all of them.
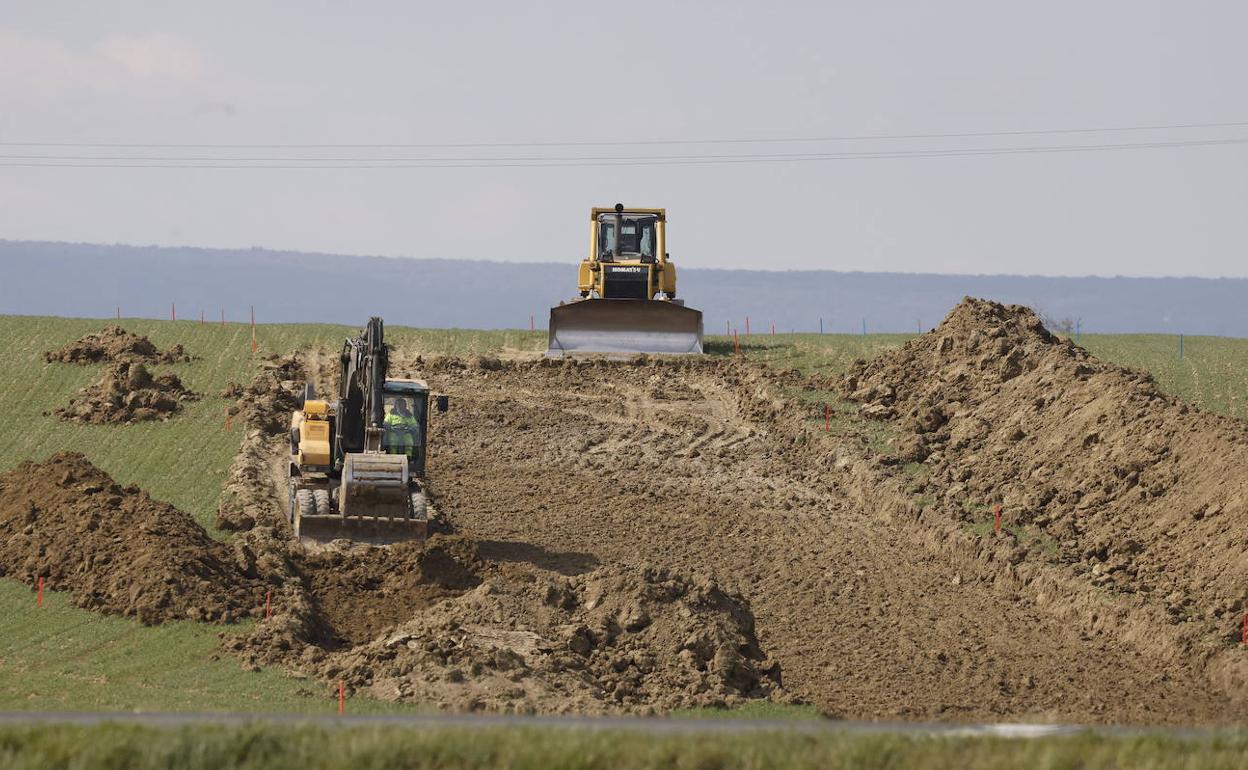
[313,489,331,517]
[296,489,316,520]
[410,492,428,521]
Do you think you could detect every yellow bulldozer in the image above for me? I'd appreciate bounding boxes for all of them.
[547,204,704,355]
[287,317,447,546]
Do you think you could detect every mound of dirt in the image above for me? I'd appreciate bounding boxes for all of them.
[44,325,191,365]
[57,361,199,424]
[0,453,265,623]
[217,355,305,531]
[219,525,780,714]
[310,561,779,714]
[842,298,1248,679]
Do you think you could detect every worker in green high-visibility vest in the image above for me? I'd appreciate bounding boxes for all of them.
[383,398,419,458]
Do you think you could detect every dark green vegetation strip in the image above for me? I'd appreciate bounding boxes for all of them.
[1,724,1247,770]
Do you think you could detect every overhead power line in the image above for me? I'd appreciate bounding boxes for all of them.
[1,136,1246,169]
[1,119,1247,150]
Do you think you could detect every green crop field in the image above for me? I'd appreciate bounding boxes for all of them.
[1,314,1247,744]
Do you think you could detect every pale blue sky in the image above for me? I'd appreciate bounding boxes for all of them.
[0,1,1245,277]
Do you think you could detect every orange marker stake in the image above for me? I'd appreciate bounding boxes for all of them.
[220,309,225,327]
[529,314,534,332]
[994,504,1002,535]
[171,303,176,322]
[770,322,775,336]
[36,576,43,607]
[1242,613,1247,645]
[745,316,751,336]
[338,680,345,715]
[200,310,204,325]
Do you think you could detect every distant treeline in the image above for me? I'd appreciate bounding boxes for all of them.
[3,240,1245,336]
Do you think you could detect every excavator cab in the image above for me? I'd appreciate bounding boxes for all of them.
[548,204,704,355]
[380,381,428,470]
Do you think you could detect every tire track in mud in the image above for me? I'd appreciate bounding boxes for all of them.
[398,355,1237,724]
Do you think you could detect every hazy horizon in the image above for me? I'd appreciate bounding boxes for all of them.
[2,236,1240,283]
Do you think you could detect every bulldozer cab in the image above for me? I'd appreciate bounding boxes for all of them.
[597,212,659,263]
[380,380,429,476]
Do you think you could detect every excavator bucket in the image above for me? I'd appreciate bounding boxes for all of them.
[547,299,704,356]
[295,453,427,546]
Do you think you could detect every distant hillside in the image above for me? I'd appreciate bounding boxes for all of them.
[3,240,1245,336]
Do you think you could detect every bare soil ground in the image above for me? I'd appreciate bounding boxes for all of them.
[11,304,1248,723]
[398,350,1244,723]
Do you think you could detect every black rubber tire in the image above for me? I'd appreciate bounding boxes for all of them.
[295,489,316,520]
[313,489,331,517]
[410,492,428,522]
[286,482,297,524]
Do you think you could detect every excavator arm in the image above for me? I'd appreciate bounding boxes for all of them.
[335,316,389,460]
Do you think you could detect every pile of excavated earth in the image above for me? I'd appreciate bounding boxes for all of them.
[44,325,191,365]
[46,327,199,424]
[56,361,198,424]
[0,453,259,623]
[7,303,1246,722]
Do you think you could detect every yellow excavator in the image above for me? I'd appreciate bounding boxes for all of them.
[287,317,446,545]
[547,204,704,355]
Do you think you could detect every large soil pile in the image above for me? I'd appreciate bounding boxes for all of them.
[0,453,264,623]
[322,563,779,713]
[44,326,191,365]
[57,361,199,424]
[842,298,1248,687]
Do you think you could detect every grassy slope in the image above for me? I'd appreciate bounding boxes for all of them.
[1,315,1246,721]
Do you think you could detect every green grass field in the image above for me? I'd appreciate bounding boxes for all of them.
[2,314,1247,741]
[1,722,1245,770]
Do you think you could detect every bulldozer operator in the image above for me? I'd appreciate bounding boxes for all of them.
[383,396,420,458]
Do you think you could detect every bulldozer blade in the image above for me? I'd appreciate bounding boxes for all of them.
[295,513,426,547]
[548,299,704,356]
